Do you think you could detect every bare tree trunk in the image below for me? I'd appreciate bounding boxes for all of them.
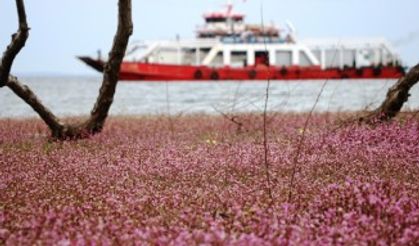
[359,64,419,124]
[0,0,133,140]
[83,0,132,134]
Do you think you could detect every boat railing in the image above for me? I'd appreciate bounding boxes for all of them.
[220,36,292,44]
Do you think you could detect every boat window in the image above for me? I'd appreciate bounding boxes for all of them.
[325,49,341,68]
[342,50,357,67]
[231,51,247,67]
[210,51,224,67]
[299,51,312,67]
[275,51,292,66]
[311,50,321,63]
[206,17,227,23]
[255,51,269,66]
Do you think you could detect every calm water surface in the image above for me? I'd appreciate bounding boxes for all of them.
[1,77,418,118]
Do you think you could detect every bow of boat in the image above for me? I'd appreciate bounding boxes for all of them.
[77,56,104,72]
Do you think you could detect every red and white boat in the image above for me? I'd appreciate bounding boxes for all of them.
[79,2,405,81]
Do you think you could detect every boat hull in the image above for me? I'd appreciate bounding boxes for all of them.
[79,57,405,81]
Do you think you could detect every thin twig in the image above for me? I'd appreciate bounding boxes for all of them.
[287,79,328,202]
[230,80,243,112]
[407,109,419,120]
[212,106,244,133]
[165,81,175,135]
[260,2,274,204]
[287,42,341,203]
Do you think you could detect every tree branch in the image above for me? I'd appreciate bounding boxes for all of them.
[359,63,419,123]
[1,0,133,140]
[0,0,29,87]
[85,0,133,133]
[7,75,66,136]
[0,0,65,138]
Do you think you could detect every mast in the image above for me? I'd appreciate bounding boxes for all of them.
[226,0,234,35]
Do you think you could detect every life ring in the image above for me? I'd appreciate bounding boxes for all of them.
[194,69,203,80]
[210,71,219,80]
[341,73,349,79]
[373,67,382,76]
[356,68,363,76]
[279,67,288,76]
[295,69,301,77]
[248,70,257,79]
[340,68,349,79]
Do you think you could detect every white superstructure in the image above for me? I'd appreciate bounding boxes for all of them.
[122,3,402,70]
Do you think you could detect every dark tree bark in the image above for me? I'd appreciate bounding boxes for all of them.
[0,0,29,87]
[0,0,133,140]
[359,64,419,124]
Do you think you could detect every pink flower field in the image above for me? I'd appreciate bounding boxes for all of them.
[0,114,418,245]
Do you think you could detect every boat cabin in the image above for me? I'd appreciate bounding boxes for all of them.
[122,4,402,70]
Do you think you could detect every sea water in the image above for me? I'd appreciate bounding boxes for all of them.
[1,76,418,118]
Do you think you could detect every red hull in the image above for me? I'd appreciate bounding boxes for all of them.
[120,63,405,81]
[79,57,405,81]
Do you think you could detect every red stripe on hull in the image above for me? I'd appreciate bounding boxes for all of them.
[119,63,404,81]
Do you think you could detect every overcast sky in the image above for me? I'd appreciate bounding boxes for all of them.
[1,0,418,76]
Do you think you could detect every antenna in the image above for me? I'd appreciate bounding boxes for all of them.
[285,20,297,43]
[225,0,234,35]
[226,0,233,16]
[285,20,296,34]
